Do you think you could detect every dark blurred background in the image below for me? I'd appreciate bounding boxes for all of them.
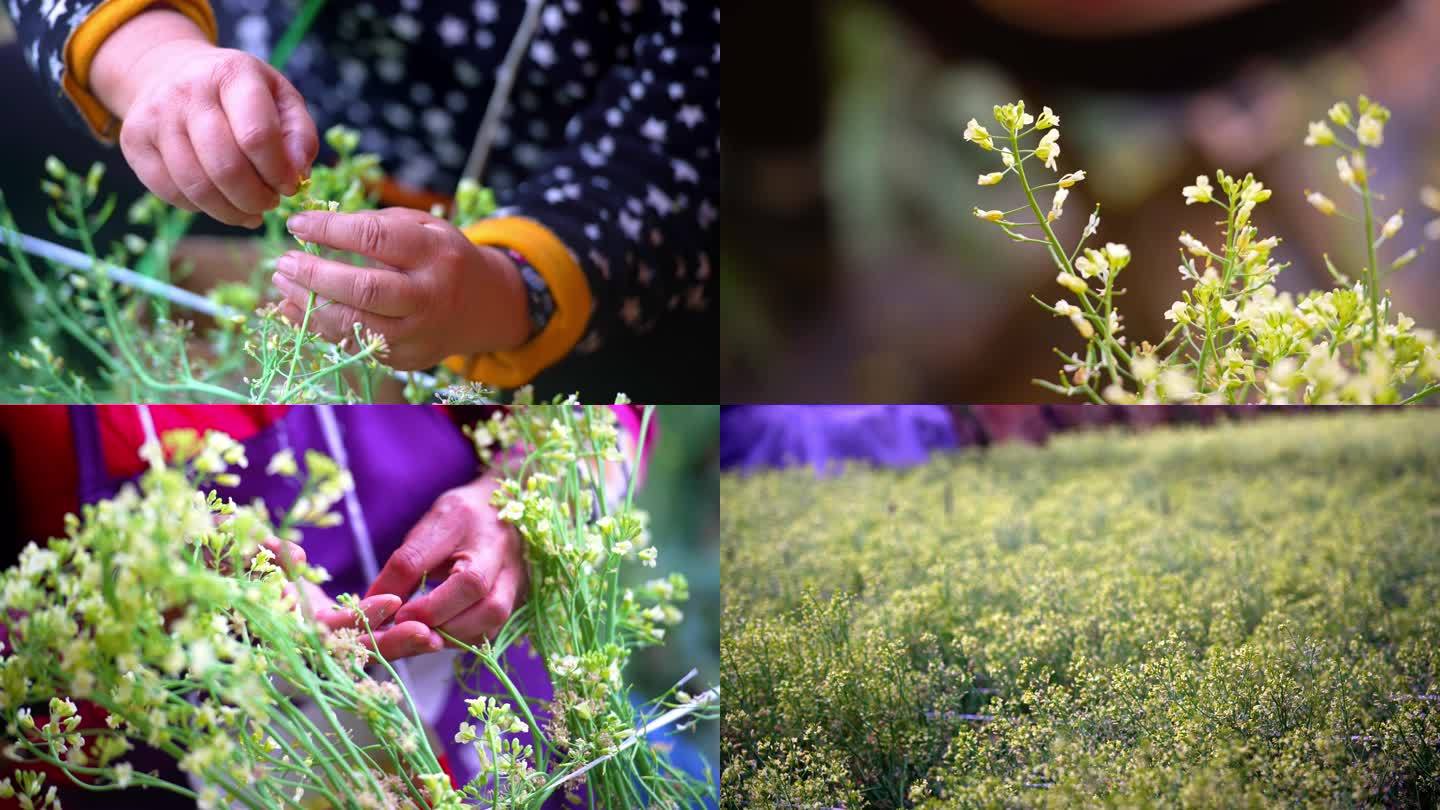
[723,0,1440,402]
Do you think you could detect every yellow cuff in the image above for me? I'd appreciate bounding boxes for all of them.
[446,217,594,388]
[62,0,218,141]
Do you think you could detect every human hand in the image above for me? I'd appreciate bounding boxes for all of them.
[92,10,318,227]
[262,538,405,641]
[361,473,527,655]
[272,208,530,369]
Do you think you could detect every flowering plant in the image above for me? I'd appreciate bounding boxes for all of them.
[967,97,1440,404]
[723,411,1440,808]
[0,126,494,404]
[0,401,716,808]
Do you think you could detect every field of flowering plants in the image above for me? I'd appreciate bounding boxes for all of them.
[721,411,1440,808]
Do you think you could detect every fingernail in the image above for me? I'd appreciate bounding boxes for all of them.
[287,213,313,233]
[426,632,444,652]
[275,253,298,278]
[367,596,400,622]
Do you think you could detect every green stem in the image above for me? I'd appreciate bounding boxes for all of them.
[1009,130,1132,374]
[1359,170,1382,345]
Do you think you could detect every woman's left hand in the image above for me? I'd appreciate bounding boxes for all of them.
[272,207,531,370]
[363,472,528,655]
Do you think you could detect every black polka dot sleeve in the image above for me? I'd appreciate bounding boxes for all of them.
[9,0,105,135]
[493,0,718,355]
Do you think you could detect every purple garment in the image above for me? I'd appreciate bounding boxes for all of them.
[719,405,959,476]
[69,405,568,803]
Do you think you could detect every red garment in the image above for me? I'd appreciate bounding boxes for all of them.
[0,405,290,543]
[1,404,653,544]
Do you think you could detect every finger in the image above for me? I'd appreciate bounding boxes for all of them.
[262,537,307,569]
[266,67,319,182]
[437,565,521,644]
[364,621,444,660]
[189,106,278,215]
[316,594,401,632]
[272,274,404,344]
[157,124,259,227]
[218,69,296,195]
[393,545,509,628]
[122,125,198,212]
[278,298,305,325]
[274,250,421,317]
[365,495,473,600]
[286,211,439,268]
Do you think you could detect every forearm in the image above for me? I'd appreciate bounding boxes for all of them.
[90,8,212,119]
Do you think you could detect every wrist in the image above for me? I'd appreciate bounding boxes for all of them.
[91,9,213,118]
[467,244,532,354]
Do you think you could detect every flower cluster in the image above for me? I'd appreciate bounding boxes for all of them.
[968,96,1440,404]
[0,431,459,808]
[454,398,715,808]
[723,411,1440,808]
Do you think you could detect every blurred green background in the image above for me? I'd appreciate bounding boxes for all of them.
[634,405,720,788]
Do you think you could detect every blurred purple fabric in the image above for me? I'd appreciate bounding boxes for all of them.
[720,406,959,475]
[720,405,1267,475]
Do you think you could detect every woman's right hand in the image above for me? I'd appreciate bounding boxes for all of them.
[91,9,318,228]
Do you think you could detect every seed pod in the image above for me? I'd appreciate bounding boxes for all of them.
[86,162,106,198]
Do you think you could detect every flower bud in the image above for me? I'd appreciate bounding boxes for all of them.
[1304,121,1335,147]
[977,172,1004,186]
[973,208,1004,223]
[1056,272,1087,295]
[1306,190,1336,216]
[86,162,106,197]
[44,156,67,181]
[1381,211,1403,239]
[1328,101,1352,127]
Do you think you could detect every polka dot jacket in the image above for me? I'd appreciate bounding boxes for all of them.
[11,0,719,365]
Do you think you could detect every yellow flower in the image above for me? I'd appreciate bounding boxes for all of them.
[1048,187,1069,222]
[1034,130,1061,171]
[1178,232,1209,257]
[1182,175,1213,205]
[1328,101,1352,127]
[1104,242,1131,269]
[1306,190,1337,216]
[1075,249,1108,279]
[963,118,994,150]
[1356,113,1384,147]
[1304,121,1335,147]
[977,172,1004,186]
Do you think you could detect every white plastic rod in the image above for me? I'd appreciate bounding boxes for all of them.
[1,226,237,319]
